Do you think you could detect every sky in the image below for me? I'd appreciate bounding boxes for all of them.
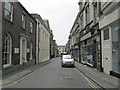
[19,0,79,45]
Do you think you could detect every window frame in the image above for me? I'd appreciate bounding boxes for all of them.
[30,21,33,33]
[3,33,12,68]
[22,14,26,29]
[103,28,109,40]
[4,2,13,22]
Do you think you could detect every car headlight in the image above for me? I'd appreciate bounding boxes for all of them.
[63,61,66,63]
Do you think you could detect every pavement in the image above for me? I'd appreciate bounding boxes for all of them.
[1,58,55,88]
[75,61,120,89]
[1,57,120,89]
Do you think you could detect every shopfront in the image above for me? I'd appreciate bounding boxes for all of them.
[111,22,120,76]
[80,38,94,66]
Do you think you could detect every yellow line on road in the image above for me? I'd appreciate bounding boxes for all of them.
[75,68,97,89]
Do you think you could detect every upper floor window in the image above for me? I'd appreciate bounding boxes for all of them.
[22,14,26,29]
[80,15,83,29]
[85,5,90,24]
[30,21,33,33]
[104,28,109,40]
[4,2,13,22]
[93,2,97,23]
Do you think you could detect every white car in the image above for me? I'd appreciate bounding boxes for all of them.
[61,55,75,67]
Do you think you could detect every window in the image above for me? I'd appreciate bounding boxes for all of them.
[85,5,90,24]
[30,43,33,60]
[4,2,13,21]
[3,33,12,67]
[80,15,83,29]
[22,14,26,29]
[30,21,33,33]
[104,28,109,40]
[63,55,72,59]
[93,3,97,23]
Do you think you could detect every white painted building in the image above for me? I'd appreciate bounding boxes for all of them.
[32,14,50,64]
[99,2,120,76]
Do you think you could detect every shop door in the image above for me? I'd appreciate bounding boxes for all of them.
[111,24,120,74]
[102,28,112,74]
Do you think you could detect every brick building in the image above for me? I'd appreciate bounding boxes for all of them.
[2,2,36,74]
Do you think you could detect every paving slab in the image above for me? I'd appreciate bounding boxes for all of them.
[75,62,119,89]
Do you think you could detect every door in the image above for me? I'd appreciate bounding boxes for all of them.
[102,28,112,74]
[111,23,120,74]
[20,37,27,65]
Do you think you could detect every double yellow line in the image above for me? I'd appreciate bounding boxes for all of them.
[75,68,98,89]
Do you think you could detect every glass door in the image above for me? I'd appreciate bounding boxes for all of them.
[111,23,120,74]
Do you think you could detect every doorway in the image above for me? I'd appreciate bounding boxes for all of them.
[20,37,27,65]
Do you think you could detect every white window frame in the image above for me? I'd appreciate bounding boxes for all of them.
[3,33,12,68]
[30,21,33,33]
[22,14,26,29]
[4,2,13,22]
[30,43,33,60]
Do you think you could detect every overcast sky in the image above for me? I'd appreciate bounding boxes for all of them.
[19,0,79,45]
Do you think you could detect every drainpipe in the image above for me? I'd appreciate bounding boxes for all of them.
[99,29,103,72]
[35,20,39,64]
[78,42,81,63]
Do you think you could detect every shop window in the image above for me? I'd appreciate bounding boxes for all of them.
[4,2,13,22]
[104,28,109,40]
[3,33,12,67]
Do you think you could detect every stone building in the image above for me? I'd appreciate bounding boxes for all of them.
[78,1,102,70]
[32,14,50,64]
[50,30,55,59]
[57,45,66,56]
[69,11,81,61]
[68,0,120,77]
[2,2,36,74]
[0,1,2,70]
[99,2,120,77]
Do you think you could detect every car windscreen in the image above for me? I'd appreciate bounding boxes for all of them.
[63,55,72,59]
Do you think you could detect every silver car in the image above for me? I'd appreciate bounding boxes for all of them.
[61,55,74,67]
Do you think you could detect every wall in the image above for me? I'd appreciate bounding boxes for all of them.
[0,2,2,86]
[100,3,120,74]
[2,2,36,67]
[99,3,120,29]
[0,2,2,70]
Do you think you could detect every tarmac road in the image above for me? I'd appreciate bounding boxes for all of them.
[3,57,93,88]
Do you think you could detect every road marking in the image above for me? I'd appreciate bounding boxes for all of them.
[75,68,97,89]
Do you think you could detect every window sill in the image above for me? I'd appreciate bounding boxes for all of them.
[4,18,14,24]
[21,27,26,30]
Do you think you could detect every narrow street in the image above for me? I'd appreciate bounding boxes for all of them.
[3,58,93,88]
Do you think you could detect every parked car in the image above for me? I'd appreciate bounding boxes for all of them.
[61,55,75,67]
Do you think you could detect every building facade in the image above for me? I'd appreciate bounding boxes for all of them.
[68,1,120,77]
[65,40,70,54]
[78,1,102,71]
[99,2,120,77]
[32,14,50,64]
[0,1,2,70]
[2,2,36,74]
[50,30,54,59]
[57,45,66,56]
[69,12,80,61]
